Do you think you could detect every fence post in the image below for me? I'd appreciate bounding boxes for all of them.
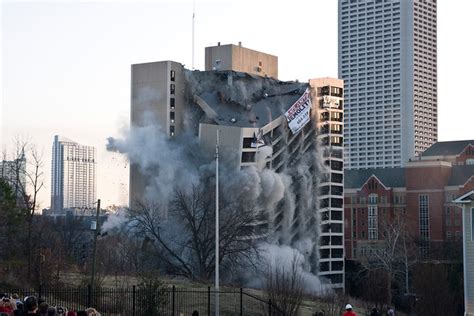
[208,286,211,316]
[87,284,92,308]
[132,285,136,316]
[240,288,243,316]
[268,298,272,316]
[172,285,176,316]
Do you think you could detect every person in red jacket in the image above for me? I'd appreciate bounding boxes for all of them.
[343,304,357,316]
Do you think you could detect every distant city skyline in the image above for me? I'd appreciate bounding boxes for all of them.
[1,0,473,209]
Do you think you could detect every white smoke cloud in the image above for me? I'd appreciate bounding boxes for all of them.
[101,207,128,233]
[252,243,323,294]
[107,71,326,290]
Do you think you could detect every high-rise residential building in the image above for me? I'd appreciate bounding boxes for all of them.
[0,154,26,198]
[51,135,97,212]
[130,44,345,288]
[339,0,437,169]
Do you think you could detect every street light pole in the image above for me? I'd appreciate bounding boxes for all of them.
[215,129,219,316]
[91,199,101,289]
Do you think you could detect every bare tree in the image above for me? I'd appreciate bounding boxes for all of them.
[361,216,417,307]
[127,183,259,281]
[264,254,306,316]
[317,289,347,316]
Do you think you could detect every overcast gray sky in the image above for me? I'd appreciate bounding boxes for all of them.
[1,0,473,209]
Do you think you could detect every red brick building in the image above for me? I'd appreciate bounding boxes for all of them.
[344,140,474,260]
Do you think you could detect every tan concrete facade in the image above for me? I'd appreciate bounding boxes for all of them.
[205,43,278,79]
[130,61,185,206]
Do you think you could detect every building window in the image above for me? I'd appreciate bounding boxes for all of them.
[170,111,175,123]
[368,205,378,240]
[170,84,175,95]
[241,152,256,163]
[170,98,175,109]
[419,194,429,255]
[170,70,176,81]
[369,194,378,204]
[170,125,175,137]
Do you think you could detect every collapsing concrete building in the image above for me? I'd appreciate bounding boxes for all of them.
[128,44,345,288]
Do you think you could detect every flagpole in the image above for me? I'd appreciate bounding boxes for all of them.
[215,128,219,316]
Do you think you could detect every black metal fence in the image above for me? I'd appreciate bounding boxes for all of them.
[1,286,284,316]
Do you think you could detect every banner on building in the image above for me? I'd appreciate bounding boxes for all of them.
[284,88,312,134]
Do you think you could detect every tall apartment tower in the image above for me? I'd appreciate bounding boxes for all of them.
[130,44,345,288]
[311,78,345,288]
[51,135,97,212]
[339,0,437,169]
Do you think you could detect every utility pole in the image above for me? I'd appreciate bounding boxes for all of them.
[215,129,219,316]
[91,199,101,289]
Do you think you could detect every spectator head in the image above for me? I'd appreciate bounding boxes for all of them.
[85,307,100,316]
[66,311,76,316]
[56,306,66,315]
[24,296,38,312]
[11,294,20,300]
[77,311,88,316]
[192,310,199,316]
[345,304,353,311]
[48,306,57,316]
[39,302,49,313]
[16,300,24,311]
[0,298,13,311]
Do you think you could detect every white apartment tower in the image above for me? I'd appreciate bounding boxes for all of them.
[339,0,437,169]
[51,135,97,212]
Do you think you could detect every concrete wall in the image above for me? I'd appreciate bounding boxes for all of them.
[130,60,185,206]
[205,44,278,79]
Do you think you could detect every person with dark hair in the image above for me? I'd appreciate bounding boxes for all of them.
[370,307,381,316]
[37,302,49,316]
[47,306,57,316]
[192,311,199,316]
[77,311,88,316]
[23,296,38,315]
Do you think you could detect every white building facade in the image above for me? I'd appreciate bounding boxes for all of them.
[51,135,97,212]
[339,0,437,169]
[454,190,474,316]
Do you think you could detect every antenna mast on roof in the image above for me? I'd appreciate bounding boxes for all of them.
[192,0,195,70]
